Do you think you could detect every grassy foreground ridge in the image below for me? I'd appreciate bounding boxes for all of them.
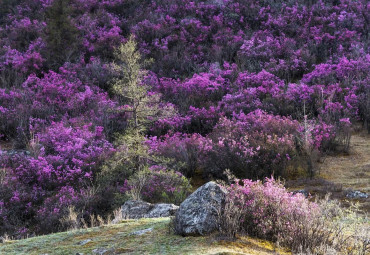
[0,218,290,255]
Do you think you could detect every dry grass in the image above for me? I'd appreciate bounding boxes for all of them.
[319,132,370,192]
[287,132,370,212]
[0,218,290,255]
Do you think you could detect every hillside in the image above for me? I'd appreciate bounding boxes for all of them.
[0,218,289,255]
[0,0,369,250]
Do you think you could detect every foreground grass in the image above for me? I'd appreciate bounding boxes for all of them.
[0,218,290,255]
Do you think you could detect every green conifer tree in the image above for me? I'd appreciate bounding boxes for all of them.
[100,36,175,184]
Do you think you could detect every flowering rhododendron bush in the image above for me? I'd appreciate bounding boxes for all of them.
[0,0,369,238]
[200,110,305,179]
[219,177,366,253]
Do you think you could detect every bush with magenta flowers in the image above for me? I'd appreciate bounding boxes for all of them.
[200,110,305,179]
[155,72,230,112]
[219,177,318,240]
[0,121,114,237]
[146,132,206,177]
[0,70,119,144]
[219,177,367,254]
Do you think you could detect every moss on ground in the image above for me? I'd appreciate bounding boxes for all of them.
[0,218,290,255]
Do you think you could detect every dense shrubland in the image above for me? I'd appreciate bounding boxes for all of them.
[0,0,369,243]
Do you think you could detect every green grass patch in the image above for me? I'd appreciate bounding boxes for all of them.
[0,218,289,255]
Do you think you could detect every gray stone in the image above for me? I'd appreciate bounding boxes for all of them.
[174,181,227,236]
[3,149,31,156]
[121,200,153,219]
[346,190,368,199]
[293,189,309,197]
[206,0,225,7]
[147,203,179,218]
[115,200,179,221]
[77,239,92,245]
[129,227,153,236]
[91,248,114,255]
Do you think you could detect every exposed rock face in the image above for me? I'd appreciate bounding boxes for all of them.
[121,200,153,219]
[174,181,226,236]
[147,203,179,218]
[129,227,153,236]
[292,189,309,197]
[115,200,179,221]
[77,239,92,245]
[91,248,114,255]
[346,190,369,199]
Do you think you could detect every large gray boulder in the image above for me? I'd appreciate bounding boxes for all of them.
[174,181,226,236]
[115,200,179,221]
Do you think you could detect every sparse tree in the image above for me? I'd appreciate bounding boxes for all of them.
[101,36,175,181]
[111,36,173,133]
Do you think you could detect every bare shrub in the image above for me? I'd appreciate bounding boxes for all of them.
[127,169,150,200]
[111,208,123,224]
[89,214,96,228]
[60,206,80,230]
[60,206,114,231]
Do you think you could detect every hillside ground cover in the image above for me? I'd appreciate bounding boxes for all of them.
[0,0,369,242]
[0,218,290,255]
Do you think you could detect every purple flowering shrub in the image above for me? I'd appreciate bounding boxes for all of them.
[220,178,318,240]
[146,133,206,177]
[200,110,305,179]
[154,72,231,111]
[0,70,120,145]
[0,122,114,237]
[219,177,364,253]
[36,122,115,181]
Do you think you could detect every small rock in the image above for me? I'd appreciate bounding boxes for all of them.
[5,149,31,156]
[113,200,179,222]
[293,189,309,197]
[147,203,179,218]
[346,190,368,199]
[91,248,114,255]
[129,227,153,236]
[120,200,153,219]
[77,239,92,245]
[174,181,227,236]
[207,0,225,7]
